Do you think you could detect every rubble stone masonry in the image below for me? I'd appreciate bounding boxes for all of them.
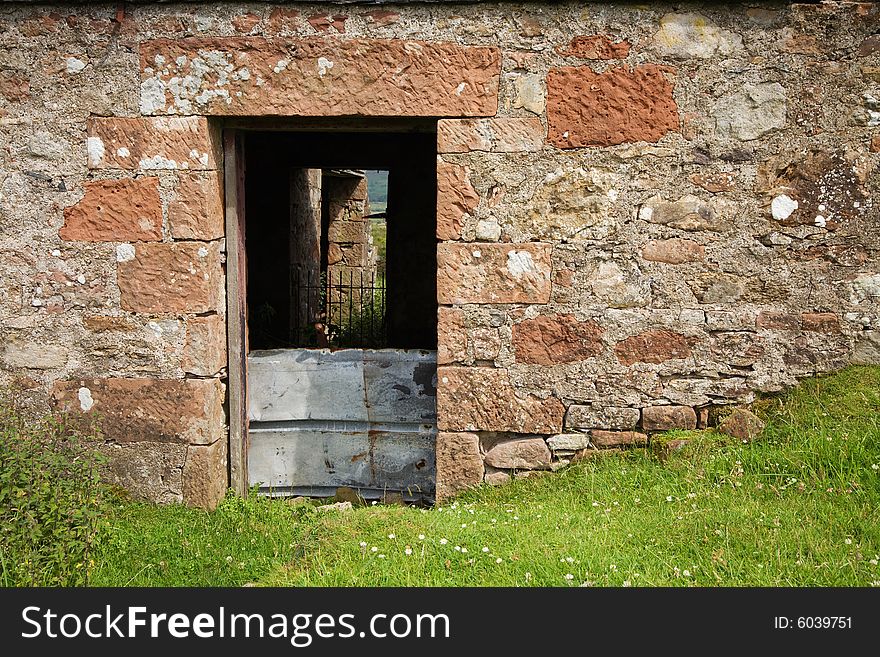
[1,1,878,505]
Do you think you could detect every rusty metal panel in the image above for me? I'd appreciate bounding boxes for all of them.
[247,348,436,498]
[363,350,437,424]
[248,350,367,423]
[248,349,437,424]
[248,421,435,493]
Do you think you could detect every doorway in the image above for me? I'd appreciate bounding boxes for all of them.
[225,121,438,501]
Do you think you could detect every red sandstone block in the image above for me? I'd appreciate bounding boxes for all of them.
[169,171,225,240]
[589,430,648,447]
[437,242,552,305]
[800,312,840,333]
[756,311,800,331]
[87,116,220,170]
[437,117,545,153]
[437,366,564,434]
[437,161,479,240]
[117,242,223,314]
[513,314,604,365]
[614,330,692,366]
[435,431,483,500]
[640,238,705,264]
[557,34,631,60]
[437,307,469,365]
[52,377,225,445]
[0,71,30,101]
[61,178,162,242]
[546,65,678,148]
[139,38,501,117]
[183,314,227,376]
[641,406,697,431]
[184,439,228,509]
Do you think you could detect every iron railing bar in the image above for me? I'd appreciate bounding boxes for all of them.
[289,262,386,349]
[338,270,343,347]
[347,269,353,349]
[359,269,364,347]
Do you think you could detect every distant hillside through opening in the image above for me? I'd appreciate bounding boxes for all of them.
[366,169,389,274]
[366,169,388,215]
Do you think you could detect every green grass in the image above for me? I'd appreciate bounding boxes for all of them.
[92,366,880,587]
[91,495,317,587]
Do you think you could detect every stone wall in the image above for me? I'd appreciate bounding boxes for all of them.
[324,172,376,283]
[1,1,878,506]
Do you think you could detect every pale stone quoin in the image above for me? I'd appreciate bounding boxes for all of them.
[0,1,877,507]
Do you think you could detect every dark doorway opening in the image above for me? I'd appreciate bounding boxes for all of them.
[232,122,439,501]
[243,129,437,351]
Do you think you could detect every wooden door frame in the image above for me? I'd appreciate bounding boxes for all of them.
[224,129,249,495]
[223,121,439,497]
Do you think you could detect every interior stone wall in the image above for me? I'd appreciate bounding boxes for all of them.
[324,173,374,283]
[1,1,878,506]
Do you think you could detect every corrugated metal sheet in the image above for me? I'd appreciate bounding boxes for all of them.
[247,348,437,500]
